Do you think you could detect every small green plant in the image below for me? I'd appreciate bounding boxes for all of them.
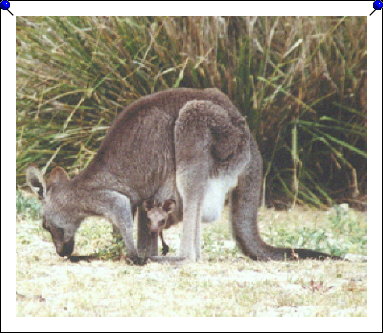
[16,191,41,219]
[327,204,367,256]
[94,240,125,260]
[329,204,354,233]
[261,206,366,257]
[203,228,240,262]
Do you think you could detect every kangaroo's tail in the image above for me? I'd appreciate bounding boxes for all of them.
[230,136,342,261]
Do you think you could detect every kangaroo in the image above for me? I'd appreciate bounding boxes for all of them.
[26,88,337,263]
[143,199,178,256]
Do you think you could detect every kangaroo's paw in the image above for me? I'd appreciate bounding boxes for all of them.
[125,255,148,266]
[162,244,170,256]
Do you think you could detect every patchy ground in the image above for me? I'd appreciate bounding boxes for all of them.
[16,194,367,317]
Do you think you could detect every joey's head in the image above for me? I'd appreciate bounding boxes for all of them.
[143,199,176,233]
[26,165,83,257]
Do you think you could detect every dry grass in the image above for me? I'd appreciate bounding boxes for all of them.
[16,202,366,317]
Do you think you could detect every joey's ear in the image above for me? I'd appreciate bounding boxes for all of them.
[47,166,69,186]
[162,199,176,213]
[143,199,154,211]
[26,165,46,200]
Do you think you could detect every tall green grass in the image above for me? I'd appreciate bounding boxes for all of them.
[16,17,366,207]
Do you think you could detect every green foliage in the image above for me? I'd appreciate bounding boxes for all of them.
[262,205,366,257]
[202,220,241,262]
[16,17,367,206]
[16,191,41,219]
[93,241,126,261]
[327,204,367,256]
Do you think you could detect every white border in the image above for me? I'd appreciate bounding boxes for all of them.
[2,1,382,332]
[1,1,372,17]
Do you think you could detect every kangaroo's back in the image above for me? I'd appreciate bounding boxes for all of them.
[76,88,243,200]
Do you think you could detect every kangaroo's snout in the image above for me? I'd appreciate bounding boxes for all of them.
[57,238,74,257]
[149,222,161,233]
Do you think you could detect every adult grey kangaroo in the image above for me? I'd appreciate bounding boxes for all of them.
[26,88,336,263]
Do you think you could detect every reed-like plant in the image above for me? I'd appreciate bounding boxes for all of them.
[16,16,366,207]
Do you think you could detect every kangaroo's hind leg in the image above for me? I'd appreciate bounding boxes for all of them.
[176,165,208,262]
[175,103,213,262]
[175,100,244,262]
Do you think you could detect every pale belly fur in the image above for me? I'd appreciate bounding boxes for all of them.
[201,176,238,223]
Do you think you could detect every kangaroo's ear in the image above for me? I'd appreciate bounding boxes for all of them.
[162,199,176,213]
[143,199,154,211]
[47,166,69,186]
[26,165,46,200]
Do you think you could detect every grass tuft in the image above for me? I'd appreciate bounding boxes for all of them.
[17,17,366,207]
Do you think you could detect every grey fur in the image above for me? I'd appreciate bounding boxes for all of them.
[26,88,337,263]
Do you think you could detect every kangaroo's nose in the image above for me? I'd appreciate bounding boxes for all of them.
[149,225,159,233]
[57,239,74,257]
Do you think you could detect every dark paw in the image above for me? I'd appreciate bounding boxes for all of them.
[162,245,170,256]
[125,255,148,266]
[68,255,95,263]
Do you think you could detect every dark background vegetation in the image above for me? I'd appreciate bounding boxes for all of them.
[16,17,367,208]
